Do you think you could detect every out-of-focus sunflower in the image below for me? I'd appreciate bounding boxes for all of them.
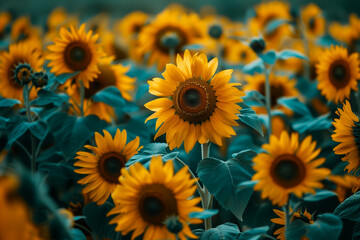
[316,45,360,104]
[74,129,141,205]
[46,24,104,88]
[332,101,360,174]
[275,39,304,74]
[329,22,359,47]
[0,12,11,38]
[252,131,330,206]
[66,57,135,122]
[223,40,257,65]
[108,155,203,240]
[308,44,325,80]
[101,31,128,61]
[0,42,43,101]
[248,1,292,49]
[145,50,244,153]
[46,7,78,32]
[138,9,203,70]
[271,207,314,240]
[243,73,299,115]
[329,175,360,202]
[301,3,325,39]
[115,11,148,41]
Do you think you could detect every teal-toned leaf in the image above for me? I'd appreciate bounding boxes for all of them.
[30,89,69,106]
[55,72,79,84]
[277,97,311,116]
[243,58,264,74]
[259,50,276,65]
[70,229,87,240]
[0,98,21,107]
[239,226,269,240]
[5,117,29,146]
[334,191,360,221]
[73,216,86,221]
[265,19,292,34]
[92,86,126,107]
[197,151,255,221]
[352,221,360,239]
[316,35,340,47]
[182,44,204,51]
[286,218,306,240]
[237,102,264,136]
[243,90,265,107]
[276,49,308,60]
[189,209,219,219]
[305,214,342,240]
[29,120,48,140]
[303,190,338,202]
[293,113,332,133]
[200,223,240,240]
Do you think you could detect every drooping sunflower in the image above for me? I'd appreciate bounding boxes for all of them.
[46,24,104,88]
[316,45,360,104]
[243,73,299,115]
[271,207,314,240]
[74,129,142,205]
[0,41,43,101]
[301,3,325,39]
[332,100,360,174]
[252,131,330,206]
[108,155,203,240]
[137,9,203,70]
[66,57,135,122]
[145,50,245,153]
[329,175,360,202]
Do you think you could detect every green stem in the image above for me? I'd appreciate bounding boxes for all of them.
[170,47,176,65]
[264,65,272,140]
[284,199,291,237]
[299,16,310,80]
[201,142,212,230]
[79,80,85,117]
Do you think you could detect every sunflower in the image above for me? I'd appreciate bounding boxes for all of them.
[137,9,202,70]
[0,12,11,38]
[46,7,78,32]
[252,131,330,206]
[271,207,314,240]
[329,22,359,47]
[0,41,43,101]
[115,11,148,41]
[108,155,203,240]
[301,3,325,39]
[332,100,360,174]
[316,45,360,104]
[329,175,360,202]
[74,129,142,205]
[145,50,244,153]
[248,1,292,49]
[46,24,104,88]
[66,57,135,122]
[223,39,257,65]
[243,73,299,115]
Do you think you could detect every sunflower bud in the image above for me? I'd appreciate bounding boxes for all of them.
[32,71,48,88]
[208,24,223,39]
[13,63,33,85]
[163,215,183,234]
[250,38,266,54]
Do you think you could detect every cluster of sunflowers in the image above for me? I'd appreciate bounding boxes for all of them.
[1,1,360,239]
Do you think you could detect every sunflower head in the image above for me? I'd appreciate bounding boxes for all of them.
[32,71,49,88]
[13,63,33,86]
[74,129,142,205]
[115,11,148,41]
[46,24,104,88]
[329,22,359,47]
[108,155,203,240]
[145,50,244,152]
[252,131,330,206]
[223,40,257,65]
[316,45,360,104]
[329,175,360,202]
[301,3,325,38]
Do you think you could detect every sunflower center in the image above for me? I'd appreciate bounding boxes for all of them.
[98,152,126,184]
[240,51,247,60]
[84,64,116,98]
[173,78,216,123]
[270,154,306,188]
[139,183,177,225]
[64,41,92,71]
[308,17,316,30]
[352,120,360,153]
[329,60,350,89]
[156,27,187,54]
[208,24,223,39]
[258,83,285,108]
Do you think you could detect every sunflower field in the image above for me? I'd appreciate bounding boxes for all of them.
[1,0,360,239]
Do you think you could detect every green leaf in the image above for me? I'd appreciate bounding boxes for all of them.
[5,117,29,146]
[189,209,219,219]
[28,120,48,140]
[182,44,204,51]
[243,90,265,107]
[0,98,21,107]
[277,97,311,116]
[197,150,256,221]
[237,102,264,136]
[265,19,292,34]
[303,190,338,202]
[243,58,264,74]
[238,226,269,240]
[293,113,332,133]
[70,229,87,240]
[259,50,276,65]
[92,86,126,107]
[55,72,79,84]
[305,214,342,240]
[30,89,69,106]
[200,223,240,240]
[334,191,360,221]
[276,49,308,60]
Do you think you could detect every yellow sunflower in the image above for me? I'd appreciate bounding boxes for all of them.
[329,175,360,202]
[271,207,314,240]
[0,12,11,36]
[74,129,142,205]
[46,24,104,88]
[0,41,43,101]
[223,39,257,65]
[243,73,299,115]
[252,131,330,206]
[108,155,203,240]
[248,1,292,49]
[332,100,360,173]
[138,9,203,70]
[316,45,360,104]
[329,22,359,47]
[301,3,325,39]
[145,50,245,153]
[115,11,148,41]
[46,7,78,32]
[66,57,135,122]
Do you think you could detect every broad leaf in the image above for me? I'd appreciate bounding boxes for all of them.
[237,102,264,136]
[92,86,126,107]
[200,223,240,240]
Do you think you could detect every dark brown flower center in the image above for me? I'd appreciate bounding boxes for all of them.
[258,83,285,108]
[173,78,216,124]
[138,184,177,225]
[240,51,247,60]
[84,64,116,98]
[64,41,92,71]
[270,154,306,188]
[98,152,126,184]
[329,60,351,89]
[155,26,188,54]
[308,17,316,31]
